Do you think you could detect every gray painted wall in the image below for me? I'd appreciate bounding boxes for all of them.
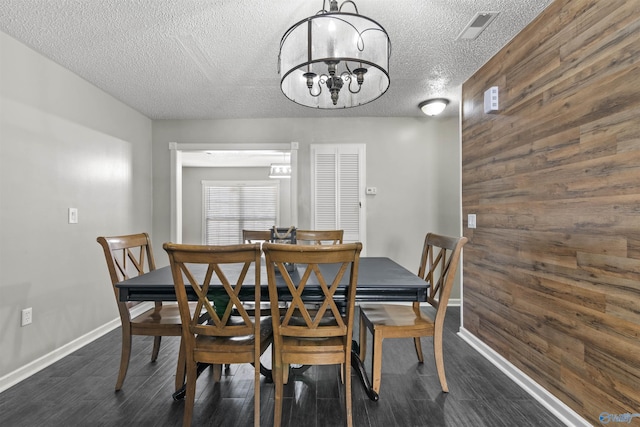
[152,116,462,292]
[0,32,153,378]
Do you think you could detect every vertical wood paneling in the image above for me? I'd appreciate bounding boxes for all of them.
[461,0,640,424]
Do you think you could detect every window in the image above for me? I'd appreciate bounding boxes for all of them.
[202,180,279,245]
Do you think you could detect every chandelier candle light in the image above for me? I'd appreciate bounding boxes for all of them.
[279,0,391,109]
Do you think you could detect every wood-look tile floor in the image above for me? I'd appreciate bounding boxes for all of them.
[0,307,566,426]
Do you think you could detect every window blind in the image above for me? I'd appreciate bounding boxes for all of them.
[203,181,279,245]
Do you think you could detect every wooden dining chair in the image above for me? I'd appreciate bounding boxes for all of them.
[242,229,271,244]
[296,229,344,245]
[262,242,363,427]
[163,243,273,427]
[97,233,187,392]
[241,229,287,316]
[358,233,468,395]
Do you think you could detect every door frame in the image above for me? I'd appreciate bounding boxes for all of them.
[169,142,298,243]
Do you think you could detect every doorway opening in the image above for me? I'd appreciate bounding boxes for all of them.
[169,142,298,243]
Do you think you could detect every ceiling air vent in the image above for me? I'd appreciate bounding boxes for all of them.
[456,12,500,40]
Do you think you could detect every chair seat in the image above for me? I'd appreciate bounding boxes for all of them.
[359,304,435,336]
[133,304,181,325]
[131,302,201,333]
[194,316,273,353]
[236,300,288,316]
[281,336,347,365]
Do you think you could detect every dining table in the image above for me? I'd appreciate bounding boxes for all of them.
[115,256,428,401]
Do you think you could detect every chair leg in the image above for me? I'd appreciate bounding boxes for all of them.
[413,337,424,363]
[151,336,161,362]
[273,359,283,427]
[283,363,290,384]
[115,326,132,391]
[371,329,383,394]
[175,338,186,391]
[358,314,367,363]
[345,361,353,427]
[433,329,448,392]
[254,359,260,427]
[212,364,222,382]
[183,359,198,426]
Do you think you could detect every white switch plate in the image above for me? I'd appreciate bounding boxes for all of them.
[68,208,78,224]
[366,187,377,195]
[468,214,477,229]
[21,307,32,326]
[484,86,499,113]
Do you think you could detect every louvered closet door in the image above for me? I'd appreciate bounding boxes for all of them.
[311,144,366,250]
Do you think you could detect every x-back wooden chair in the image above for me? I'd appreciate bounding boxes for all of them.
[163,243,273,427]
[242,229,272,244]
[263,242,362,427]
[296,229,344,245]
[358,233,468,395]
[97,233,186,392]
[241,229,287,317]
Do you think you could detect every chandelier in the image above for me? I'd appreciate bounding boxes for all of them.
[278,0,391,109]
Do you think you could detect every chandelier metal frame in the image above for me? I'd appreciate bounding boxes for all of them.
[278,0,391,109]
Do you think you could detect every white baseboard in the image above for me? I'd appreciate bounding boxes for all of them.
[0,302,153,393]
[458,328,591,427]
[357,299,461,307]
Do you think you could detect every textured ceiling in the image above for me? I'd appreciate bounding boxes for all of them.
[0,0,553,120]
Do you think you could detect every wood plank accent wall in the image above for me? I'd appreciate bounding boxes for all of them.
[461,0,640,424]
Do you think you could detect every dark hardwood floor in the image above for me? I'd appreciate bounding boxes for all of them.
[0,307,566,426]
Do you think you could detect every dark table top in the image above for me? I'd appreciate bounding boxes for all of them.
[116,257,427,303]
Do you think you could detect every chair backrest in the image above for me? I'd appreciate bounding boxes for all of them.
[271,226,297,244]
[163,243,262,340]
[262,242,362,340]
[296,229,344,245]
[417,233,468,323]
[242,229,271,244]
[97,233,157,313]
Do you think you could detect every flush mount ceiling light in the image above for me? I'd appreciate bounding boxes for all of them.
[278,0,391,109]
[419,98,449,116]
